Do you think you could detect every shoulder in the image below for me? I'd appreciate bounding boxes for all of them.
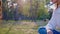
[53,7,60,13]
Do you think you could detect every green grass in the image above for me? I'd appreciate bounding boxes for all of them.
[1,20,60,34]
[0,20,39,34]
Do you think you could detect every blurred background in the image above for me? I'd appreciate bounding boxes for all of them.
[0,0,54,34]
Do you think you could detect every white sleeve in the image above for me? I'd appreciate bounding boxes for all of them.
[45,11,57,30]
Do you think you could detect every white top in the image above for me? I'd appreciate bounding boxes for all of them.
[45,7,60,30]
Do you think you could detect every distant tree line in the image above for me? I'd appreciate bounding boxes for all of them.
[2,0,51,21]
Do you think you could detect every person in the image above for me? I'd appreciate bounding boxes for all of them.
[38,0,60,34]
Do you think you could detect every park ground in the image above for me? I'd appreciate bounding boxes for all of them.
[0,20,51,34]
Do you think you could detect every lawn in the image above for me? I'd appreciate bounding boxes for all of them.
[0,20,41,34]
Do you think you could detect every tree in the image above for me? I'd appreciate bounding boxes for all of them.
[36,0,49,20]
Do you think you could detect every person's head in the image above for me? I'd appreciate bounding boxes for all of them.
[51,0,60,8]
